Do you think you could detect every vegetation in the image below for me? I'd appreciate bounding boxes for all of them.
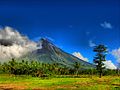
[93,44,108,78]
[0,74,119,90]
[73,62,81,75]
[0,58,119,77]
[0,44,119,89]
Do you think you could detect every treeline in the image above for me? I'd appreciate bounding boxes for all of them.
[0,59,119,77]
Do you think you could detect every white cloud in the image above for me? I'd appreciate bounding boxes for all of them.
[45,36,54,42]
[103,60,117,69]
[100,21,112,29]
[89,40,96,47]
[0,26,38,62]
[72,52,88,62]
[111,48,120,63]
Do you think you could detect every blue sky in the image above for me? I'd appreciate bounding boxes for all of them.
[0,0,120,66]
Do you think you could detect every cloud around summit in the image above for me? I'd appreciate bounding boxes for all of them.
[0,26,37,61]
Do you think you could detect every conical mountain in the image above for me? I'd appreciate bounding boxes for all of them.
[22,38,94,68]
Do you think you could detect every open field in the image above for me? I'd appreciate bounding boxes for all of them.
[0,74,120,90]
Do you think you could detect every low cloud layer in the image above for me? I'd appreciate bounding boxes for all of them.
[0,26,38,61]
[103,60,117,69]
[111,47,120,68]
[100,21,112,29]
[72,52,88,62]
[111,48,120,63]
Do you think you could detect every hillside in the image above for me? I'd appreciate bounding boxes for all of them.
[22,38,94,69]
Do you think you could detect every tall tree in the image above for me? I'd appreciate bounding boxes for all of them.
[116,63,120,76]
[93,44,107,78]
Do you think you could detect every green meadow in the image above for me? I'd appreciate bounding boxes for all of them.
[0,74,120,90]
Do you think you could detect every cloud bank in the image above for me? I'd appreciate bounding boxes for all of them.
[0,26,38,61]
[72,52,88,62]
[103,60,117,69]
[111,47,120,68]
[111,48,120,63]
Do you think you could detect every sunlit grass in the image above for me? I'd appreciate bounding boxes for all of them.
[0,74,120,90]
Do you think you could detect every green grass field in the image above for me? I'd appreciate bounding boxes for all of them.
[0,74,120,90]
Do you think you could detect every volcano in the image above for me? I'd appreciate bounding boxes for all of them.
[22,38,94,69]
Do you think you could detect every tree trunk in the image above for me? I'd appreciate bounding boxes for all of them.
[99,71,102,78]
[99,73,101,78]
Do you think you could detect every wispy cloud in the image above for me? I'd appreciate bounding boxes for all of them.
[103,60,117,69]
[111,48,120,63]
[100,21,113,29]
[68,25,73,28]
[45,36,54,42]
[86,31,90,35]
[33,36,54,42]
[72,52,88,62]
[89,40,96,47]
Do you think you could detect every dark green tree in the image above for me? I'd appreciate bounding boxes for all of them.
[116,63,120,76]
[73,62,81,75]
[8,58,18,74]
[93,44,108,78]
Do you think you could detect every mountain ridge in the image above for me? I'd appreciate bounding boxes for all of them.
[21,38,94,69]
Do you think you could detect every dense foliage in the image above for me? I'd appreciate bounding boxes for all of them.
[0,59,119,77]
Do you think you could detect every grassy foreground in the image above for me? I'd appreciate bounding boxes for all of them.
[0,74,120,90]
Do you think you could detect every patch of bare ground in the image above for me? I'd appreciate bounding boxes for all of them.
[33,88,54,90]
[33,85,77,90]
[32,82,79,90]
[55,85,77,89]
[75,81,96,87]
[0,84,27,90]
[94,78,112,85]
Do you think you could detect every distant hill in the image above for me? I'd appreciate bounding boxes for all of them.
[22,38,94,69]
